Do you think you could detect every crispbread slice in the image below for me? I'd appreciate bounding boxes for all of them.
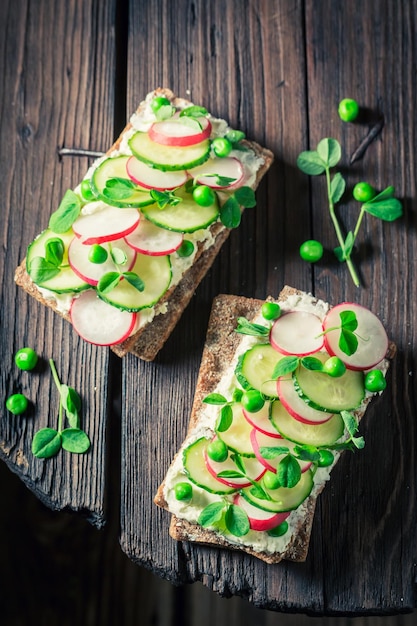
[14,88,274,361]
[154,287,395,564]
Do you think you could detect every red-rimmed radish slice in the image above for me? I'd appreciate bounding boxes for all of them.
[276,379,334,425]
[126,156,188,190]
[204,444,266,488]
[70,290,137,346]
[323,302,389,371]
[250,429,312,474]
[187,156,244,189]
[68,237,137,286]
[270,311,324,356]
[148,115,212,147]
[124,219,183,256]
[233,493,290,532]
[243,402,283,438]
[72,205,140,245]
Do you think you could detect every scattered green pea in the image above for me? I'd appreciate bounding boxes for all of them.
[317,449,335,468]
[80,179,95,201]
[261,302,281,321]
[212,137,233,158]
[177,240,195,258]
[207,439,228,463]
[365,369,387,392]
[263,470,281,490]
[6,393,29,415]
[240,389,265,413]
[338,98,360,122]
[174,482,193,501]
[14,347,38,371]
[192,185,216,207]
[88,243,108,264]
[267,521,289,537]
[353,182,376,203]
[299,239,324,263]
[322,356,346,378]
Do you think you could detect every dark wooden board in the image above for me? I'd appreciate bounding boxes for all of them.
[119,0,417,615]
[0,0,118,527]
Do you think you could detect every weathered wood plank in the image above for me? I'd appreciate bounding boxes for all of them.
[0,0,117,526]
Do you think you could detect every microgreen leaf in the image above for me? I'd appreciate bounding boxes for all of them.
[334,231,354,262]
[250,482,272,500]
[60,385,81,428]
[180,105,208,118]
[111,247,128,266]
[259,446,289,459]
[369,186,395,202]
[317,138,341,168]
[178,116,203,131]
[339,329,358,356]
[49,189,81,233]
[330,172,346,204]
[276,454,301,488]
[203,393,228,405]
[198,501,225,527]
[272,356,299,379]
[234,186,256,208]
[362,197,403,221]
[224,504,250,537]
[103,177,137,201]
[217,470,244,479]
[351,436,365,449]
[44,238,65,267]
[97,271,121,294]
[300,356,323,371]
[28,257,61,283]
[235,317,269,337]
[225,129,246,145]
[230,452,246,475]
[340,310,358,332]
[32,428,62,459]
[293,444,321,463]
[122,271,145,292]
[296,150,326,175]
[61,428,91,454]
[220,196,241,228]
[155,104,175,121]
[216,405,233,432]
[150,189,181,209]
[341,410,359,438]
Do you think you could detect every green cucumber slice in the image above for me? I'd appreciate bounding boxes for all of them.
[129,131,211,171]
[183,437,236,494]
[241,469,314,513]
[98,253,171,312]
[217,404,256,457]
[294,352,365,412]
[141,186,219,233]
[27,229,89,294]
[270,400,344,446]
[235,343,283,398]
[91,156,154,208]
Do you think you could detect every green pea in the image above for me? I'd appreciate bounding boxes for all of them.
[267,521,289,537]
[241,389,265,413]
[353,182,376,203]
[192,185,216,207]
[338,98,360,122]
[365,369,387,392]
[14,347,38,371]
[174,482,193,501]
[322,356,346,378]
[212,137,233,158]
[6,393,29,415]
[317,449,334,468]
[261,302,281,321]
[225,129,245,144]
[232,388,243,403]
[80,179,95,201]
[88,244,108,264]
[263,470,281,490]
[151,96,171,113]
[177,240,195,258]
[299,239,324,263]
[207,439,228,463]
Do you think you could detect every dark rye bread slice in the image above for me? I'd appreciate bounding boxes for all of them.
[154,287,396,564]
[14,88,274,361]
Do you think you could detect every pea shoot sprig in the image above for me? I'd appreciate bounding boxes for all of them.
[297,138,403,287]
[32,359,90,459]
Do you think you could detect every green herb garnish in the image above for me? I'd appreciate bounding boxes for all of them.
[49,189,81,233]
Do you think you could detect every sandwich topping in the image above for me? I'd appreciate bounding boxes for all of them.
[25,90,265,347]
[160,292,390,556]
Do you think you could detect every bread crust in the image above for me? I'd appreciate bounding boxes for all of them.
[154,287,395,564]
[14,88,274,361]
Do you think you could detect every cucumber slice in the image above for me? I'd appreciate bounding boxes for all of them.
[91,156,154,208]
[270,400,344,446]
[98,253,171,312]
[129,131,211,171]
[217,404,256,457]
[183,437,236,494]
[241,469,314,513]
[294,352,365,412]
[27,229,89,294]
[235,343,283,398]
[141,186,219,233]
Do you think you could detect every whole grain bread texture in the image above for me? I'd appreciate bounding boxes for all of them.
[154,286,395,564]
[14,88,274,361]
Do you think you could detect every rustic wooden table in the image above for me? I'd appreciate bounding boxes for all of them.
[1,0,416,618]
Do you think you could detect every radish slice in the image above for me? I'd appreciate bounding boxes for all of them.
[187,156,244,189]
[233,493,290,532]
[72,205,140,245]
[70,290,137,346]
[68,237,137,285]
[124,219,183,256]
[270,311,324,356]
[204,442,266,488]
[126,156,188,190]
[250,429,312,473]
[323,302,389,371]
[276,379,334,425]
[148,115,212,147]
[243,402,283,438]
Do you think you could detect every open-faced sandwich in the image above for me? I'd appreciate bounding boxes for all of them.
[154,286,395,563]
[14,88,273,360]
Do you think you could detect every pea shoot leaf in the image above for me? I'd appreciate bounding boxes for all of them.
[334,231,354,262]
[150,189,181,209]
[61,428,91,454]
[111,247,128,266]
[198,501,225,527]
[216,404,233,432]
[259,445,289,459]
[276,454,301,488]
[220,196,241,228]
[339,329,358,356]
[250,482,272,501]
[155,104,175,121]
[60,385,81,428]
[203,393,228,405]
[341,410,359,438]
[235,317,269,337]
[28,257,61,283]
[103,177,136,201]
[317,138,341,168]
[49,189,81,234]
[296,150,326,175]
[340,310,358,332]
[234,186,256,208]
[32,428,62,459]
[230,452,246,475]
[180,105,208,118]
[217,470,243,479]
[97,271,121,294]
[225,504,250,537]
[122,271,145,292]
[330,172,346,204]
[300,356,323,371]
[44,238,65,267]
[178,116,202,131]
[293,444,321,462]
[225,129,246,145]
[363,197,403,221]
[272,356,299,379]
